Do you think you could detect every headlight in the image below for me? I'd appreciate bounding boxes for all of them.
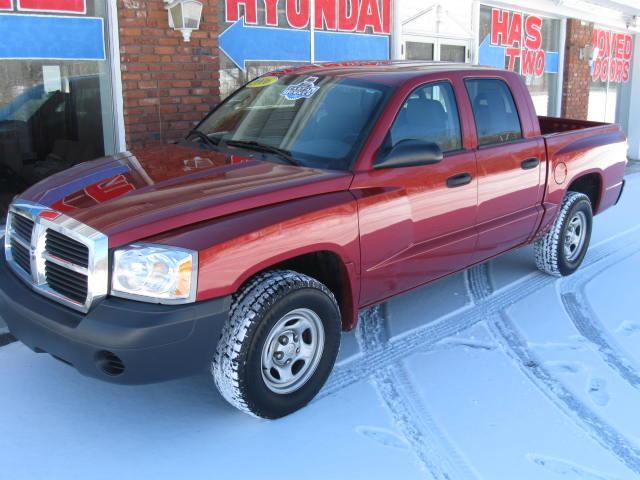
[111,244,197,304]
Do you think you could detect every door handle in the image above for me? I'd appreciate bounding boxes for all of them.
[446,172,473,188]
[521,157,540,170]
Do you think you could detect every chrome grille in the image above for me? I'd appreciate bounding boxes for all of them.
[45,229,89,268]
[12,214,34,242]
[9,237,31,273]
[4,200,108,313]
[45,260,88,304]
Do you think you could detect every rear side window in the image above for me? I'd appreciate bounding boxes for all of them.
[465,79,522,146]
[390,82,462,153]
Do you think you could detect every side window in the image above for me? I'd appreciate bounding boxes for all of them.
[389,82,462,153]
[465,79,522,146]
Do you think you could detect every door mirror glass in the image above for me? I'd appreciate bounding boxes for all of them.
[375,139,443,169]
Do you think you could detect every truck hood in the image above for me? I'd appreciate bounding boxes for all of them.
[20,143,353,248]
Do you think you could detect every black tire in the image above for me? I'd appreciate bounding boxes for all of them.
[212,270,341,419]
[534,192,593,277]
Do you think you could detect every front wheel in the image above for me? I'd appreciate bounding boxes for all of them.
[534,191,593,277]
[212,270,341,419]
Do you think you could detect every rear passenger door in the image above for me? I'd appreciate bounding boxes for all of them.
[465,78,545,262]
[355,81,478,306]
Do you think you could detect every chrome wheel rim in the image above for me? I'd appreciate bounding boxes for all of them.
[261,308,325,394]
[563,211,587,262]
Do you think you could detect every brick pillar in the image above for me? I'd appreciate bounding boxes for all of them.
[561,19,593,120]
[118,0,220,148]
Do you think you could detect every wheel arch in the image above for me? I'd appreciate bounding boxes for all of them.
[566,171,603,213]
[234,248,359,331]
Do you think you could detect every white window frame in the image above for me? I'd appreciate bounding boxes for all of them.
[106,0,126,152]
[403,35,472,63]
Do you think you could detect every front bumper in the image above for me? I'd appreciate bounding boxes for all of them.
[0,253,231,384]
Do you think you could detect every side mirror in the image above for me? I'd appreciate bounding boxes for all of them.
[374,139,443,169]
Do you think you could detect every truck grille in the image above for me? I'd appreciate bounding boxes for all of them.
[4,201,108,313]
[9,237,31,273]
[45,260,89,304]
[46,229,89,268]
[12,214,34,242]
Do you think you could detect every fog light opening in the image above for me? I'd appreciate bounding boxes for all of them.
[96,351,125,376]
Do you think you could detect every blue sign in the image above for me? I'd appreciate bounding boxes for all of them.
[219,17,389,71]
[314,30,389,63]
[0,14,105,60]
[478,35,506,69]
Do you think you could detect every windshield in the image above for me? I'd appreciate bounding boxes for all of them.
[195,74,389,170]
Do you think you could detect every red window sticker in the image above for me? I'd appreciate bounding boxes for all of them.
[18,0,85,14]
[0,0,12,11]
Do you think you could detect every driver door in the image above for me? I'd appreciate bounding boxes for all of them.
[353,81,478,306]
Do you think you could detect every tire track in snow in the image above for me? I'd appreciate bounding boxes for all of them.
[356,305,478,480]
[321,227,640,398]
[487,313,640,474]
[560,250,640,391]
[469,241,640,475]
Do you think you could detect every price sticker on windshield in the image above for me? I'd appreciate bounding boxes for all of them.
[247,76,278,88]
[280,76,320,101]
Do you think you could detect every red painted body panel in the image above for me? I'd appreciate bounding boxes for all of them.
[19,143,353,248]
[16,63,627,329]
[537,122,627,238]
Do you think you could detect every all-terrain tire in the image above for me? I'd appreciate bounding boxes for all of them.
[534,192,593,277]
[212,270,341,419]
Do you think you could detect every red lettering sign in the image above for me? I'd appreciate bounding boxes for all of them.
[227,0,390,34]
[591,28,633,83]
[0,0,12,11]
[286,0,309,29]
[226,0,257,24]
[524,15,542,50]
[490,8,548,78]
[491,8,509,46]
[18,0,85,13]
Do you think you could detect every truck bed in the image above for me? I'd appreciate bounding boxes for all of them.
[538,115,627,224]
[538,115,610,135]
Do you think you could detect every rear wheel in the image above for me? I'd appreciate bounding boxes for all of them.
[212,270,341,419]
[534,192,593,277]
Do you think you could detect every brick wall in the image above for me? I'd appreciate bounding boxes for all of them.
[561,19,592,120]
[118,0,220,147]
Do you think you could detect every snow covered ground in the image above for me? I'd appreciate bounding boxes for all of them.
[1,173,639,480]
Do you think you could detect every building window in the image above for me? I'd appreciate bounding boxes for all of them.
[0,0,117,218]
[587,27,634,123]
[477,5,562,116]
[406,41,434,60]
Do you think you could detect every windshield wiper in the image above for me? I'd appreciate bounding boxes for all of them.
[225,140,300,166]
[186,129,220,148]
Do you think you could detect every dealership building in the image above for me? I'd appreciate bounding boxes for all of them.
[0,0,639,216]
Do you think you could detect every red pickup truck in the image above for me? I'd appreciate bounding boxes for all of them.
[1,62,627,418]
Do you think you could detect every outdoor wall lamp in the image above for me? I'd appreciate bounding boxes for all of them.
[166,0,203,42]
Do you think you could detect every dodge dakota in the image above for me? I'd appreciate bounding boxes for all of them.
[0,62,627,418]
